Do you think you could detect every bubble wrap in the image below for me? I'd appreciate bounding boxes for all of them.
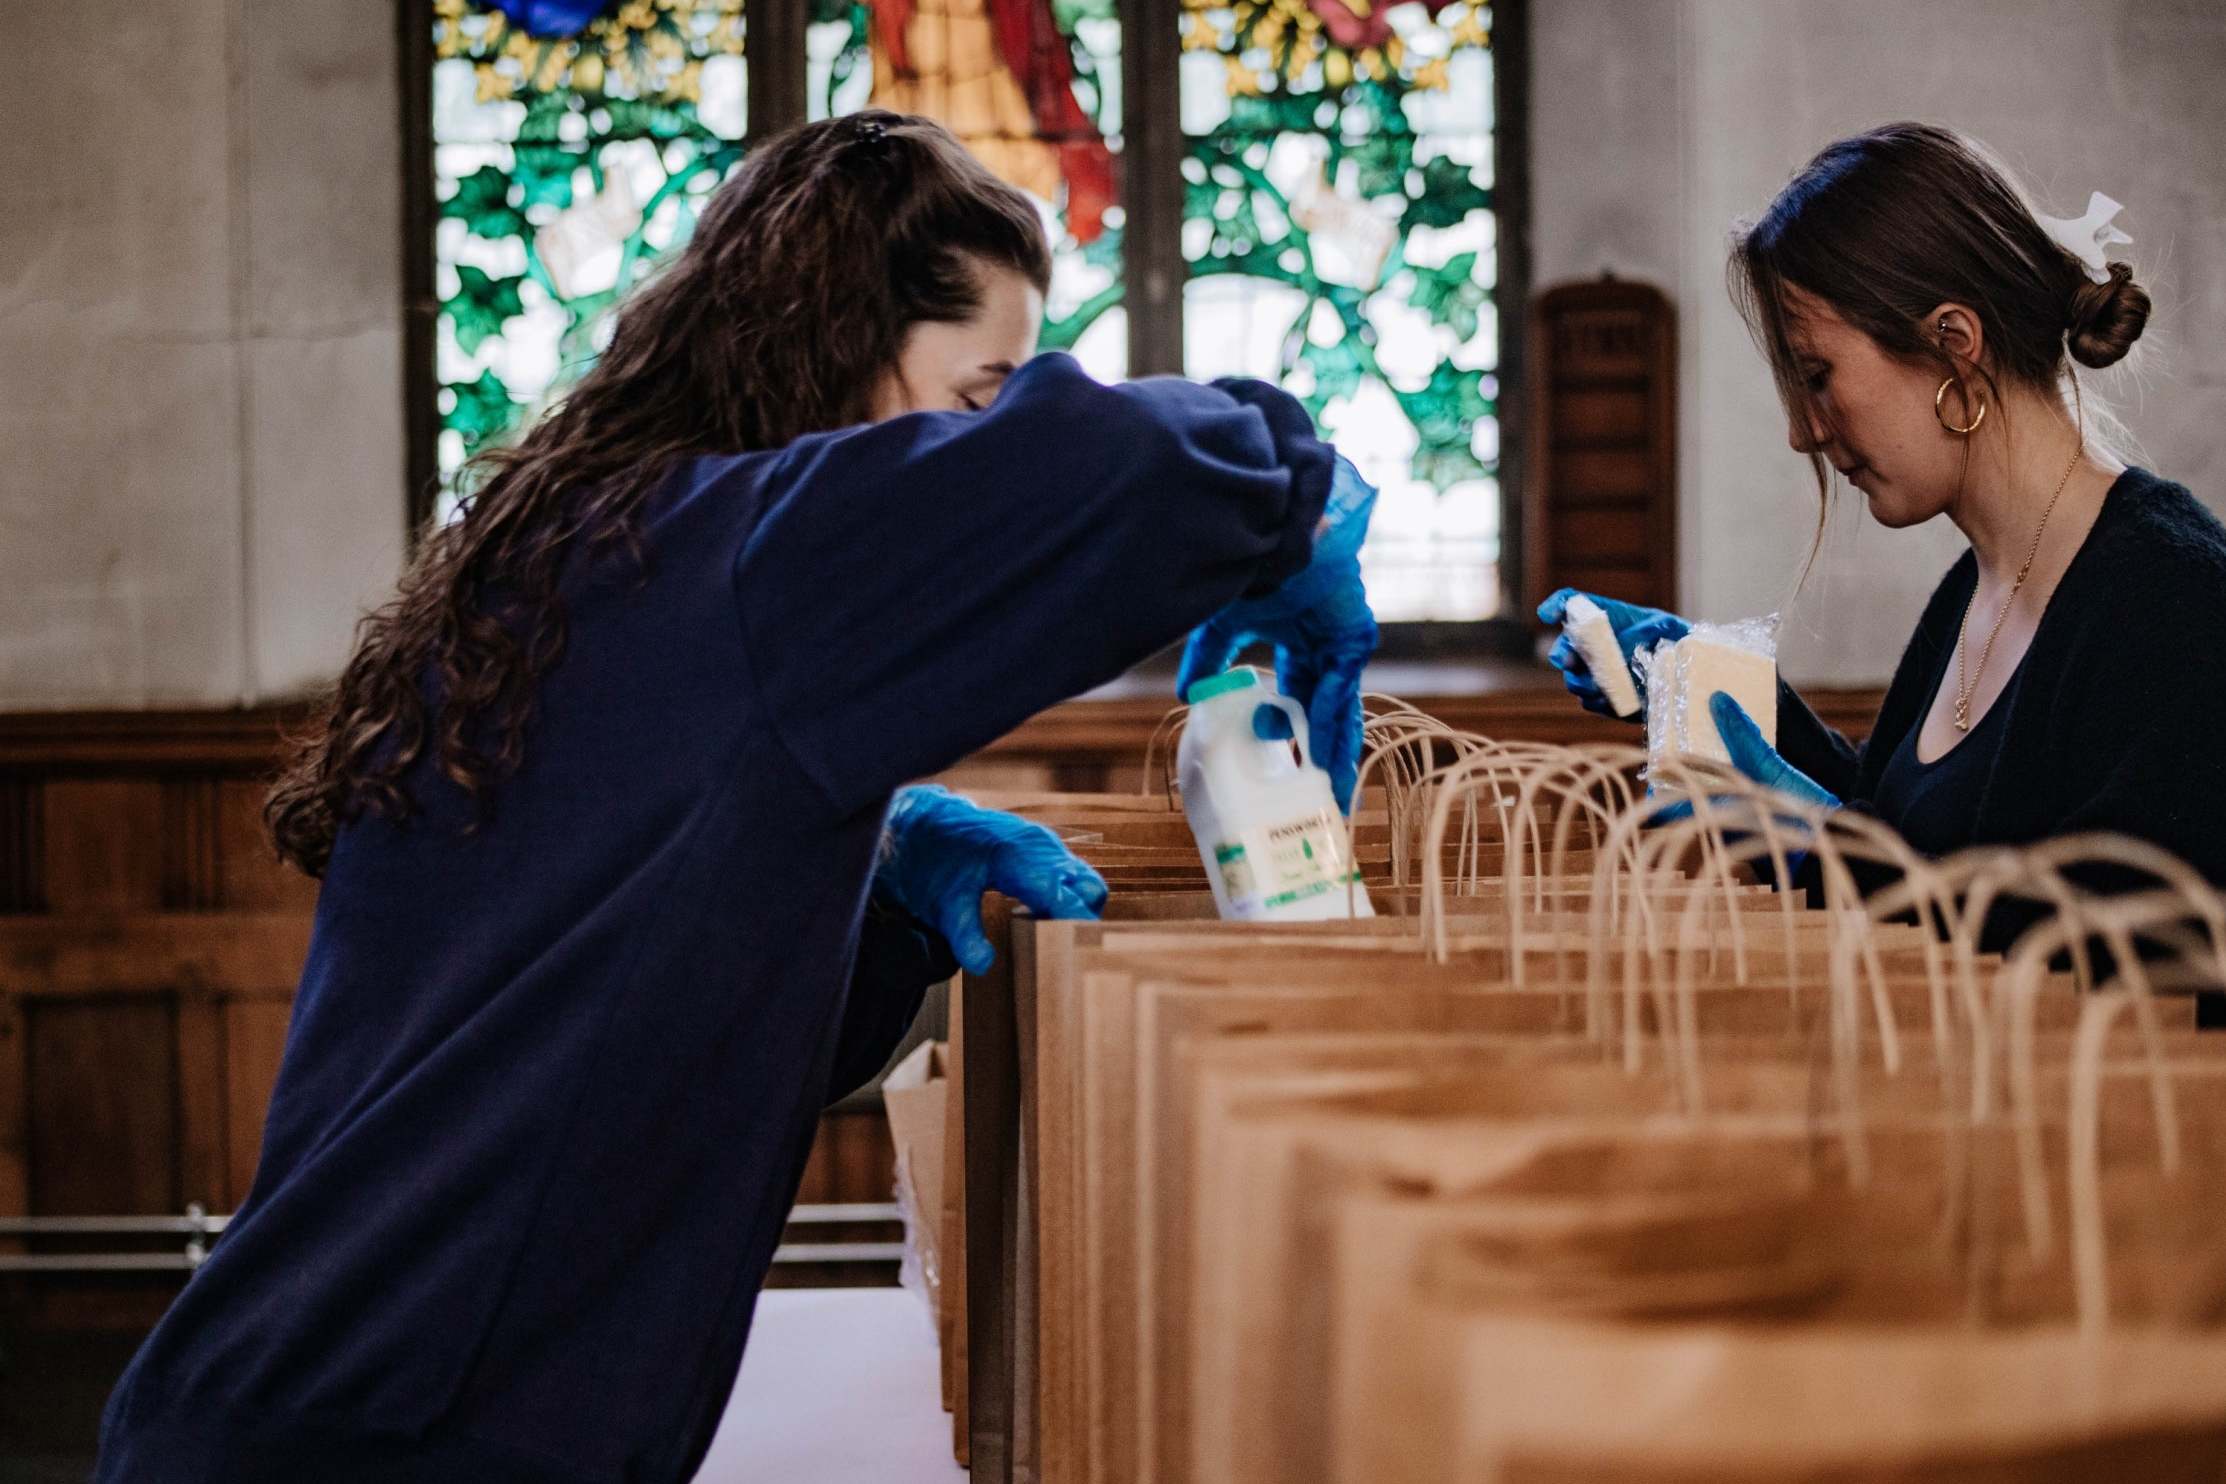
[1638,614,1780,793]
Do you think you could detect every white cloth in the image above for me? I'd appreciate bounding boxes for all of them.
[2035,191,2132,285]
[693,1288,967,1484]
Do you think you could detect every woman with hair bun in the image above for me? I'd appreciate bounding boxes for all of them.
[1544,122,2226,941]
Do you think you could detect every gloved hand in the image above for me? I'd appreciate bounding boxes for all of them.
[1708,693,1838,809]
[1536,589,1691,722]
[1652,693,1839,825]
[1176,455,1379,814]
[872,786,1108,976]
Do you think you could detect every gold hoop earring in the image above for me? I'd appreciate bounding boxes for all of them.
[1935,377,1986,435]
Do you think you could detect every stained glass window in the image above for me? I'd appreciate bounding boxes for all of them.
[431,1,749,508]
[1179,0,1499,620]
[422,1,1515,620]
[811,0,1126,382]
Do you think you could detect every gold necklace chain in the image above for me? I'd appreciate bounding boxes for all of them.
[1954,441,2085,731]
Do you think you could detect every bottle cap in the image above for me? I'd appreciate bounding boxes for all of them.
[1183,668,1261,706]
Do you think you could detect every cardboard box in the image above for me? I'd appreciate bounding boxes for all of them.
[883,1039,949,1333]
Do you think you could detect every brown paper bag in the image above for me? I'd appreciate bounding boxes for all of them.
[883,1039,950,1333]
[1197,1063,2226,1484]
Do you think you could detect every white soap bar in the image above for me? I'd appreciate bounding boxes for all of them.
[1653,633,1776,771]
[1560,595,1642,717]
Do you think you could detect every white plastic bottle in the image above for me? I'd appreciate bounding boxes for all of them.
[1178,668,1374,921]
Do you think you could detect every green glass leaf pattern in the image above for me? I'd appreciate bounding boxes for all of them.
[442,371,522,453]
[512,145,581,212]
[1181,7,1500,530]
[1082,220,1125,274]
[442,165,527,240]
[1183,160,1221,225]
[1226,91,1336,138]
[1297,336,1366,419]
[1406,362,1492,486]
[555,287,624,370]
[1041,225,1127,354]
[599,97,711,141]
[1406,251,1487,343]
[434,3,753,476]
[1052,0,1118,28]
[1207,189,1266,258]
[1399,155,1492,233]
[1412,440,1490,489]
[511,95,580,211]
[445,266,526,357]
[823,1,871,100]
[518,92,570,141]
[1349,129,1417,201]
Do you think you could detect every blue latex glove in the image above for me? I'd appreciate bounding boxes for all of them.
[1652,693,1840,828]
[1176,456,1380,814]
[1536,589,1691,722]
[1708,693,1838,808]
[873,786,1108,976]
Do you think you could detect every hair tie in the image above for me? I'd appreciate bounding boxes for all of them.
[850,117,891,154]
[2035,191,2131,286]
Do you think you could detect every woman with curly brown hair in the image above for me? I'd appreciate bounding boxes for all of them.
[96,111,1372,1483]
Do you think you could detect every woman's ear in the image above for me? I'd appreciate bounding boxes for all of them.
[1927,302,1986,373]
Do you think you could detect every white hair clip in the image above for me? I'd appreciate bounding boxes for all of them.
[2035,191,2132,285]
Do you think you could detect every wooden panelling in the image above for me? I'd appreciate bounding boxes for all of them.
[26,1001,177,1218]
[925,756,1071,799]
[0,699,947,1316]
[5,1274,185,1332]
[1549,507,1653,565]
[216,780,317,912]
[159,779,223,911]
[1545,564,1659,608]
[0,915,316,997]
[0,777,40,912]
[1526,278,1678,618]
[173,996,229,1210]
[0,685,1887,1324]
[1546,309,1652,374]
[1550,448,1653,503]
[222,999,292,1202]
[40,781,164,913]
[0,995,24,1243]
[1550,386,1650,442]
[0,907,319,1257]
[794,1104,899,1208]
[0,683,1889,822]
[0,709,301,771]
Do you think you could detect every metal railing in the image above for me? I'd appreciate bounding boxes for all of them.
[0,1206,229,1272]
[0,1203,904,1274]
[770,1203,905,1266]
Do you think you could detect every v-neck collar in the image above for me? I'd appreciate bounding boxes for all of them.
[1912,466,2142,766]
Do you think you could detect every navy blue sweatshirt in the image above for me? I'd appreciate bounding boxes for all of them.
[1776,467,2226,950]
[95,354,1332,1484]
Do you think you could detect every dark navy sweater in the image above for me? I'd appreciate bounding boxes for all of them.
[1778,467,2226,949]
[95,354,1331,1483]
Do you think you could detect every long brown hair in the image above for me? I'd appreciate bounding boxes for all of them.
[268,111,1051,876]
[1729,122,2151,547]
